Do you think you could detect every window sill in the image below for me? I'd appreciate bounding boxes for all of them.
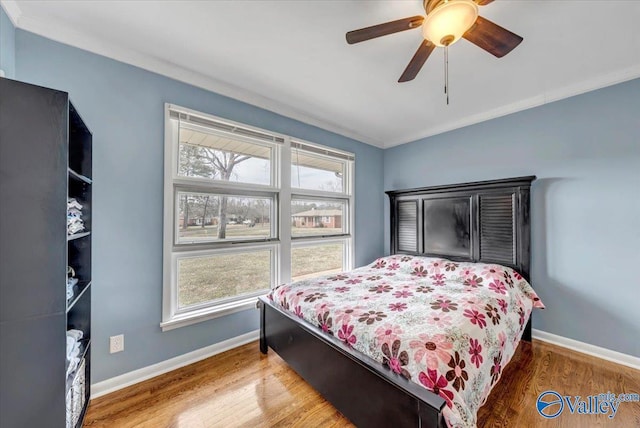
[160,296,261,332]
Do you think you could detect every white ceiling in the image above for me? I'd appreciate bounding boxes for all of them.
[4,0,640,148]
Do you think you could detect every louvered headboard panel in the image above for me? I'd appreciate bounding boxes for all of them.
[479,193,515,265]
[397,200,418,253]
[386,176,534,280]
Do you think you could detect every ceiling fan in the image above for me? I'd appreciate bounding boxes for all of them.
[346,0,523,83]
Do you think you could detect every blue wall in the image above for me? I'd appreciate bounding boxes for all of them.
[14,30,384,382]
[384,78,640,357]
[0,5,15,78]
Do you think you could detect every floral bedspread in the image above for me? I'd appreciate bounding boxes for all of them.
[268,255,544,428]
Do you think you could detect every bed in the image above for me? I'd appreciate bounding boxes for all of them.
[258,176,542,427]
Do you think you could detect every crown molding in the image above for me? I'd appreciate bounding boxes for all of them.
[0,0,21,26]
[11,11,384,149]
[384,63,640,148]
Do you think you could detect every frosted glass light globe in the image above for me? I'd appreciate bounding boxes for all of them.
[422,0,479,47]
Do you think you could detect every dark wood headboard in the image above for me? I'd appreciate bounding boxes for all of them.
[386,176,535,280]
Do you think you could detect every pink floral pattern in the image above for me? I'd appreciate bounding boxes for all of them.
[488,280,507,295]
[389,302,408,312]
[426,312,453,329]
[269,255,544,428]
[410,333,453,369]
[382,340,411,379]
[338,324,357,347]
[375,323,404,345]
[469,338,483,369]
[463,309,487,329]
[419,368,455,408]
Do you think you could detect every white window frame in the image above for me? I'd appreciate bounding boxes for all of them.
[162,104,354,330]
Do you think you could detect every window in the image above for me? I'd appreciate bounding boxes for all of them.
[290,142,352,282]
[291,143,346,193]
[177,192,273,244]
[162,105,354,330]
[178,125,273,186]
[176,247,274,309]
[291,198,346,237]
[292,242,344,281]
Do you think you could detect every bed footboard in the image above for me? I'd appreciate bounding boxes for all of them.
[258,297,446,428]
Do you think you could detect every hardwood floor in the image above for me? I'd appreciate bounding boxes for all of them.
[85,340,639,427]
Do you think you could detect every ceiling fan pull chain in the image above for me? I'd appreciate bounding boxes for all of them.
[444,45,450,105]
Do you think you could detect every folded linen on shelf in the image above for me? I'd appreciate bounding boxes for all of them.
[66,336,77,358]
[67,276,78,300]
[67,198,85,235]
[68,198,82,210]
[66,329,84,377]
[66,330,83,362]
[66,329,83,342]
[66,356,80,377]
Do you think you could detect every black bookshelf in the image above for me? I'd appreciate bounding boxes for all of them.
[0,77,92,428]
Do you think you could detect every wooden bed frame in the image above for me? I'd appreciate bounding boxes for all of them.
[258,176,536,427]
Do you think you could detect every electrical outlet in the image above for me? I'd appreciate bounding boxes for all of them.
[109,334,124,353]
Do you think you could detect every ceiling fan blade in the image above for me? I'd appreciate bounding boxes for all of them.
[475,0,494,5]
[346,16,424,44]
[398,40,436,83]
[463,16,523,58]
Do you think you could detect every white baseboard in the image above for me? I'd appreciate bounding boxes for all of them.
[91,328,636,400]
[90,329,260,399]
[532,329,639,371]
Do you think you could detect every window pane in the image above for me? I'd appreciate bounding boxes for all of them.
[292,243,344,281]
[291,149,344,192]
[178,127,271,186]
[178,250,271,308]
[291,199,346,237]
[177,192,272,243]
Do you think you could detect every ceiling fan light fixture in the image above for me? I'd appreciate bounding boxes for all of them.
[422,0,479,47]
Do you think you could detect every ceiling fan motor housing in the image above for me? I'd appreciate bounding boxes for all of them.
[424,0,445,14]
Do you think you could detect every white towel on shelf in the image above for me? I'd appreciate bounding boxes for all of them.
[66,357,80,377]
[66,329,83,342]
[67,219,85,235]
[67,208,82,218]
[67,198,85,235]
[67,277,78,300]
[66,336,77,358]
[67,347,79,362]
[67,198,83,210]
[66,329,83,365]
